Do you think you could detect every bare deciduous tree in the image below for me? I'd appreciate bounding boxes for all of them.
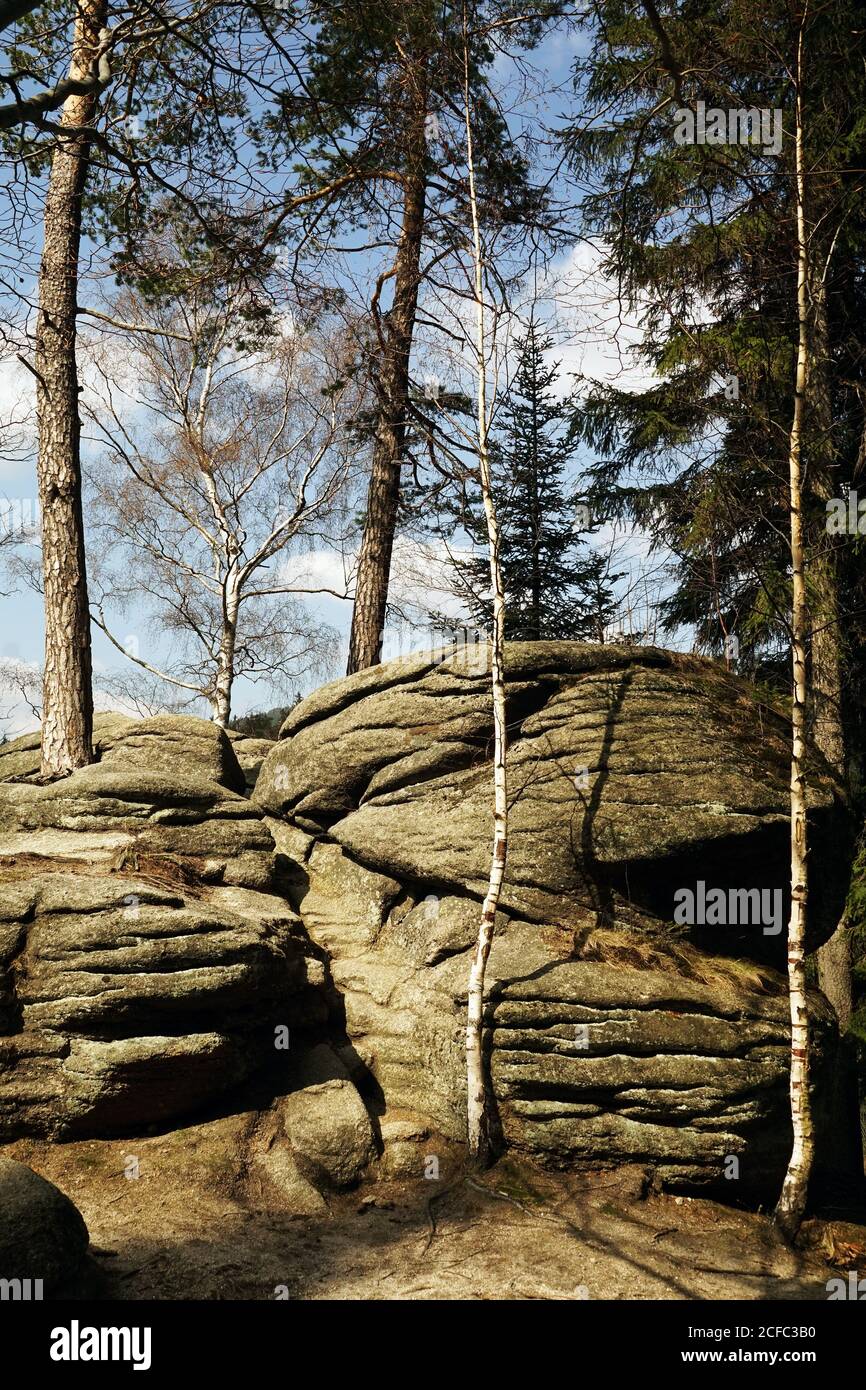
[85,280,363,725]
[0,656,42,736]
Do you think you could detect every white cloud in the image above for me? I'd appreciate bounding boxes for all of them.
[280,546,354,597]
[542,239,656,395]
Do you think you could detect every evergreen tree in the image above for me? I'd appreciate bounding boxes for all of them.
[267,0,562,672]
[447,323,618,641]
[564,0,866,1221]
[566,0,866,725]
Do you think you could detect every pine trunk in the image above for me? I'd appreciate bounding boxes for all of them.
[808,277,852,1029]
[35,0,105,775]
[346,114,427,674]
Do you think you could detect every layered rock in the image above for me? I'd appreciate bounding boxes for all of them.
[0,713,247,794]
[256,643,847,948]
[0,718,328,1139]
[255,642,854,1193]
[0,650,857,1199]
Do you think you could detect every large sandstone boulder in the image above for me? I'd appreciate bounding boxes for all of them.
[255,642,847,952]
[0,719,328,1139]
[254,642,855,1194]
[0,668,856,1200]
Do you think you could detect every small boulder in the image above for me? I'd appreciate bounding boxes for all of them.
[98,715,246,794]
[250,1141,329,1216]
[277,1044,375,1189]
[379,1112,433,1180]
[0,1157,88,1291]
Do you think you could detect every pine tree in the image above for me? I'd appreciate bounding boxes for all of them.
[267,0,561,673]
[447,323,618,641]
[33,0,108,775]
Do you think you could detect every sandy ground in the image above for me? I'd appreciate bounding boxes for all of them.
[7,1115,865,1301]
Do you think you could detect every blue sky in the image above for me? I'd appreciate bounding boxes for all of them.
[0,12,672,737]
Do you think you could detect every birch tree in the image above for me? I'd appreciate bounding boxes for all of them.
[85,278,362,724]
[774,13,813,1241]
[460,6,507,1164]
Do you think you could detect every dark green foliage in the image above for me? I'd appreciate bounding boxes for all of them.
[567,0,866,696]
[446,323,619,640]
[265,0,553,237]
[229,701,297,739]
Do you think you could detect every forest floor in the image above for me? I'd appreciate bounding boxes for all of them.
[8,1115,866,1301]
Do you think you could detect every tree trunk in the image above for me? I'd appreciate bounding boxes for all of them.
[212,590,238,728]
[463,47,507,1166]
[775,52,814,1242]
[808,275,853,1029]
[35,0,106,775]
[808,282,844,769]
[529,336,542,639]
[346,102,427,674]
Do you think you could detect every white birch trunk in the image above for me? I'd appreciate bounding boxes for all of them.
[212,584,239,728]
[462,33,508,1165]
[775,32,815,1240]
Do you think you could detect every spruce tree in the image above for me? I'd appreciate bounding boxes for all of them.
[566,0,866,716]
[565,0,866,1229]
[448,322,617,641]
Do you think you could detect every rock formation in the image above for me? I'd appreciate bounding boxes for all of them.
[0,716,327,1139]
[0,647,859,1202]
[254,642,855,1195]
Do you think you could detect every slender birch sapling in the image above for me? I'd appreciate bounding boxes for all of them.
[461,13,508,1164]
[775,15,814,1241]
